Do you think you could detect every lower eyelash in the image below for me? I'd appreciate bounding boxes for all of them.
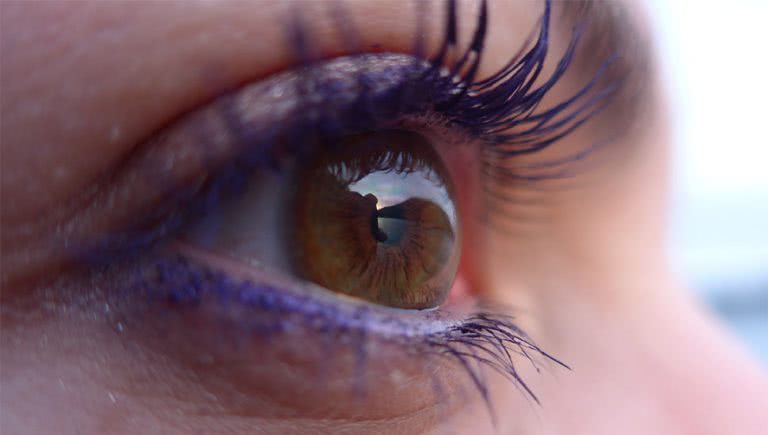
[127,254,567,420]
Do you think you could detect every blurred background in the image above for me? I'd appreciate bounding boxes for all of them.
[653,0,768,364]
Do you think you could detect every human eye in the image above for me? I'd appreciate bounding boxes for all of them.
[2,0,625,429]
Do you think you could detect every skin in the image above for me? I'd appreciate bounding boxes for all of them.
[2,1,767,434]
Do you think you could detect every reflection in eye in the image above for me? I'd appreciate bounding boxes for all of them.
[295,130,457,309]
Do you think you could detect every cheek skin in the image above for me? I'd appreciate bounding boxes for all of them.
[482,68,768,435]
[0,270,500,435]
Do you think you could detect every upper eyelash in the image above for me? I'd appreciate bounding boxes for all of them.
[289,0,620,180]
[325,142,441,186]
[77,0,616,260]
[282,0,621,230]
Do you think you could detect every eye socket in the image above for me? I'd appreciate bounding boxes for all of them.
[12,0,606,419]
[293,130,459,309]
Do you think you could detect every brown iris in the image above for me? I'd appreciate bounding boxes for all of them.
[292,130,459,309]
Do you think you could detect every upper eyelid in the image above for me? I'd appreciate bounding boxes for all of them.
[56,53,476,263]
[1,0,589,236]
[0,2,420,218]
[38,1,492,265]
[2,0,625,287]
[0,0,462,284]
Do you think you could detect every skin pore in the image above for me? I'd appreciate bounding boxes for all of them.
[2,1,767,434]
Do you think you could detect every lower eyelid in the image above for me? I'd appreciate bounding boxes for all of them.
[167,244,466,330]
[102,248,561,417]
[106,252,476,420]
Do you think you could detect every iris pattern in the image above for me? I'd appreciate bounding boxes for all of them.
[293,130,459,309]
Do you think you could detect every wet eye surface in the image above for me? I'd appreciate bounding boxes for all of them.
[293,130,459,309]
[182,129,460,310]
